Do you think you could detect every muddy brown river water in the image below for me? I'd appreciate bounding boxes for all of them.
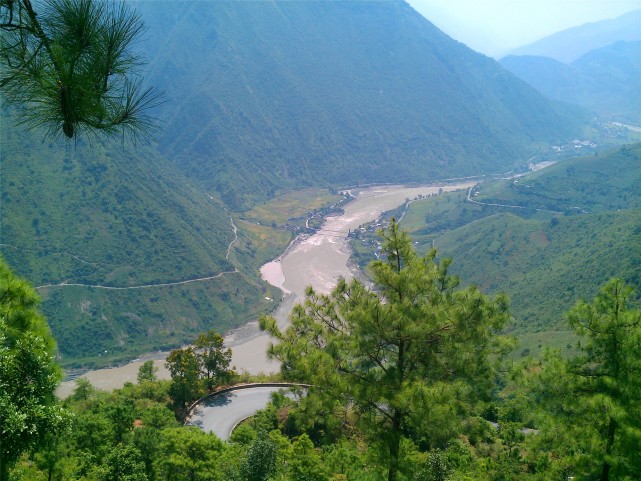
[57,182,474,398]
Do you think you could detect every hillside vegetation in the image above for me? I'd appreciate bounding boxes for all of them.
[1,0,594,368]
[136,0,588,209]
[8,244,641,481]
[0,118,281,367]
[389,144,641,355]
[3,2,641,480]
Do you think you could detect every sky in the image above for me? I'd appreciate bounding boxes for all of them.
[406,0,641,58]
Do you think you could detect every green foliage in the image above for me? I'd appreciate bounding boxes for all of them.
[476,143,641,213]
[0,117,277,367]
[34,378,177,481]
[422,450,451,481]
[102,443,148,481]
[0,0,161,140]
[157,427,224,481]
[16,340,640,481]
[0,258,67,481]
[239,432,277,481]
[194,330,233,391]
[289,434,328,481]
[107,396,137,443]
[135,0,587,210]
[229,424,257,446]
[393,144,641,355]
[72,378,96,401]
[72,409,115,460]
[131,428,159,481]
[262,221,511,481]
[137,360,158,384]
[31,432,66,481]
[530,279,641,480]
[243,189,344,229]
[165,331,234,414]
[165,347,203,411]
[434,209,641,336]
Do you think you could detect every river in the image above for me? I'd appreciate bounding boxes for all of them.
[56,182,474,398]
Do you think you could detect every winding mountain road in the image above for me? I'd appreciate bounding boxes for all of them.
[33,206,241,291]
[186,385,298,440]
[35,270,239,290]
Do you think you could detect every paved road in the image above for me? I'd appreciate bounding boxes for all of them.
[187,386,286,440]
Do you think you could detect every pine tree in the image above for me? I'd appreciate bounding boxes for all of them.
[0,0,161,140]
[261,220,511,481]
[532,279,641,480]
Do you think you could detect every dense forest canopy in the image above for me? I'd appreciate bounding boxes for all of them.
[4,235,641,481]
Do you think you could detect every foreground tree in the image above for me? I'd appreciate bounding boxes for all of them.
[531,279,641,481]
[102,443,148,481]
[166,330,233,414]
[260,221,511,481]
[194,330,232,391]
[0,0,161,140]
[137,360,158,384]
[157,427,224,481]
[239,432,277,481]
[165,346,202,412]
[0,258,67,481]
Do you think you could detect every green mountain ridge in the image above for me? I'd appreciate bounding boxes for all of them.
[0,117,278,367]
[136,0,588,209]
[391,143,641,354]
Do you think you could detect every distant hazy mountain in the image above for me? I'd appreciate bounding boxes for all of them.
[508,9,641,64]
[501,40,641,123]
[136,0,587,210]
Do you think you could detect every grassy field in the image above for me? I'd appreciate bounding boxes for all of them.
[242,188,343,228]
[233,220,294,273]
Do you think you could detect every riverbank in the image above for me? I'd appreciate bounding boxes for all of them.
[57,182,474,398]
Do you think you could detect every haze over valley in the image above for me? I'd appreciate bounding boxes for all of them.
[2,1,641,479]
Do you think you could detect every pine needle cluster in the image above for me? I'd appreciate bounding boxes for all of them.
[0,0,162,141]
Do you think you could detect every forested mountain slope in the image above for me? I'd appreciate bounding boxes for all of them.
[436,209,641,333]
[1,0,591,367]
[136,0,588,209]
[394,144,641,353]
[0,119,277,367]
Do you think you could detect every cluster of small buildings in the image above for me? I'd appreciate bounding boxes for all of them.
[550,139,597,153]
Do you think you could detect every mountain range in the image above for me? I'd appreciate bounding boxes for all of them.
[507,9,641,63]
[1,0,593,367]
[136,0,587,210]
[501,40,641,124]
[500,9,641,124]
